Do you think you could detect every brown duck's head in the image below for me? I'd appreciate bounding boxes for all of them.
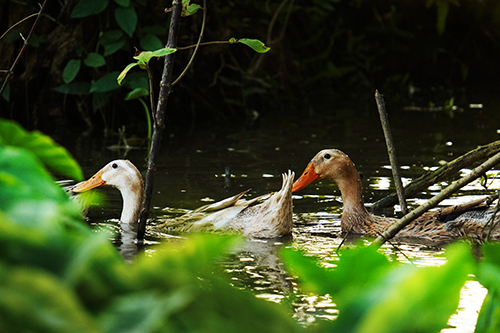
[292,149,358,192]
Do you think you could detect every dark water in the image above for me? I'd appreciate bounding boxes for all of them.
[64,89,500,332]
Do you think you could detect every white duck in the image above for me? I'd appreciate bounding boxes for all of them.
[72,160,294,238]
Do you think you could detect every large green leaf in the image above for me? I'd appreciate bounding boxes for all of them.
[98,289,192,333]
[0,120,83,181]
[355,243,472,333]
[283,242,473,333]
[140,34,164,51]
[71,0,109,18]
[0,263,97,332]
[475,243,500,332]
[99,30,126,56]
[62,59,81,83]
[113,0,129,6]
[53,81,91,95]
[115,6,137,37]
[90,72,121,93]
[84,52,106,68]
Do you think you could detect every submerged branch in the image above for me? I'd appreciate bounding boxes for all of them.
[372,150,500,247]
[372,140,500,210]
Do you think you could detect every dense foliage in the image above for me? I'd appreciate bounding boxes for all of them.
[3,118,500,331]
[1,0,500,134]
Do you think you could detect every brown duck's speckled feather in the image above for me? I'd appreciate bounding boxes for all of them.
[293,149,500,246]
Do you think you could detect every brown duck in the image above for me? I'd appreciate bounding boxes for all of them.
[292,149,500,245]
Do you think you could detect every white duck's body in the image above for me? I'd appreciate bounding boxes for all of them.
[73,160,294,238]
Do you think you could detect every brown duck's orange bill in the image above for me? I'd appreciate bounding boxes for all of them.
[72,169,106,193]
[292,163,319,192]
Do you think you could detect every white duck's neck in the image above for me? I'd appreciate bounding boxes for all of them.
[111,167,144,224]
[119,185,143,224]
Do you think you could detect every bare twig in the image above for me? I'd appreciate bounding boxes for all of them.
[372,151,500,247]
[375,90,408,214]
[0,0,48,96]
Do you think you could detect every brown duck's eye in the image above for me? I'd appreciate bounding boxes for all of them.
[324,153,331,159]
[112,163,118,169]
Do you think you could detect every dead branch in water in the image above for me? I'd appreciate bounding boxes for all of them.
[372,140,500,211]
[372,150,500,247]
[375,90,408,214]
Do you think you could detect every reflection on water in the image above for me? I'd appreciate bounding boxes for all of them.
[71,101,500,333]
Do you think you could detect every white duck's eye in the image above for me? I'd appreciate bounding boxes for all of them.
[324,153,331,159]
[112,163,118,169]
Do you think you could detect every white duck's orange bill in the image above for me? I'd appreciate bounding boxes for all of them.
[72,169,106,193]
[292,163,319,192]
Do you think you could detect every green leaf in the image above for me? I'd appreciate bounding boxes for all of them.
[0,263,98,332]
[92,92,110,111]
[133,47,177,63]
[115,6,137,37]
[84,52,106,68]
[90,72,121,93]
[122,72,149,91]
[63,59,81,84]
[140,34,164,51]
[0,119,84,181]
[98,289,192,333]
[125,88,149,100]
[99,30,125,56]
[1,82,10,101]
[117,63,142,85]
[182,3,201,17]
[71,0,109,18]
[236,38,271,53]
[53,82,91,95]
[355,243,472,333]
[113,0,130,6]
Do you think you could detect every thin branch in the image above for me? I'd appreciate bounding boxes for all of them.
[0,13,38,41]
[176,40,231,51]
[0,0,48,96]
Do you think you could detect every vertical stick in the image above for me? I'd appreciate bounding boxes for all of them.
[136,0,182,242]
[375,90,408,215]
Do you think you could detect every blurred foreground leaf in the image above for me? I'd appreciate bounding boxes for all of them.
[283,242,473,333]
[0,119,83,181]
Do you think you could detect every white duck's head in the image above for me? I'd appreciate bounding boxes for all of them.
[73,160,144,224]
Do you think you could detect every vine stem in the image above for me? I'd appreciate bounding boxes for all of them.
[0,0,48,96]
[172,0,206,86]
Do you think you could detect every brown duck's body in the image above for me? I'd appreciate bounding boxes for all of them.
[292,149,500,245]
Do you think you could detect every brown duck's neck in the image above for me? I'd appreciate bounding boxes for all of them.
[335,166,372,232]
